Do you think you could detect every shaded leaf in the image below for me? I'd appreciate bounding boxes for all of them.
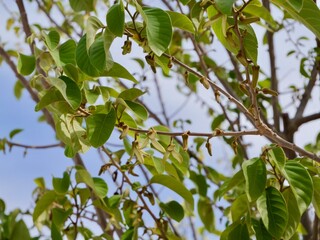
[312,176,320,218]
[43,30,60,50]
[69,0,95,12]
[11,220,30,240]
[33,190,57,221]
[86,16,104,49]
[52,171,70,194]
[59,40,76,65]
[198,198,215,232]
[160,200,184,222]
[125,100,148,120]
[268,145,286,172]
[9,129,23,139]
[257,187,288,239]
[215,0,236,15]
[231,194,249,222]
[93,177,108,198]
[86,108,116,147]
[282,188,300,240]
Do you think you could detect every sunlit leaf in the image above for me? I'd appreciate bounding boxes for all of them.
[312,176,320,218]
[150,174,194,210]
[283,161,313,215]
[167,11,195,33]
[43,30,60,50]
[93,177,108,198]
[268,145,286,172]
[215,0,236,15]
[86,16,104,49]
[242,157,266,202]
[59,39,76,65]
[125,100,148,120]
[106,0,125,37]
[139,7,172,56]
[33,190,57,221]
[271,0,320,40]
[17,53,35,76]
[103,62,138,83]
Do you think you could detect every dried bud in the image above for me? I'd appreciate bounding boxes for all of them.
[251,65,260,88]
[200,76,210,89]
[182,132,189,151]
[261,88,279,96]
[231,139,238,155]
[119,124,129,139]
[168,57,173,68]
[184,71,189,84]
[239,82,249,96]
[145,54,156,73]
[240,16,260,24]
[205,139,212,156]
[122,40,132,55]
[214,90,221,103]
[236,52,248,67]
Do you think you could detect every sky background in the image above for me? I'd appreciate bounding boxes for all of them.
[1,0,320,238]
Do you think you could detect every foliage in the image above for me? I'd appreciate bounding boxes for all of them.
[1,0,320,239]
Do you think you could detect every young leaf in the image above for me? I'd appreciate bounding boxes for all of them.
[9,129,23,139]
[46,76,82,110]
[52,171,70,194]
[103,62,138,83]
[242,157,266,202]
[215,0,236,15]
[33,190,57,222]
[166,11,195,33]
[92,177,108,198]
[86,108,116,147]
[257,187,288,239]
[198,198,215,232]
[106,0,125,37]
[17,53,35,76]
[283,161,313,215]
[140,7,173,56]
[160,200,184,222]
[86,16,104,49]
[150,174,194,210]
[231,194,249,222]
[268,145,286,172]
[43,30,60,50]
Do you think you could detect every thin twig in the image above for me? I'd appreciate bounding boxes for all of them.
[153,75,170,126]
[6,141,61,149]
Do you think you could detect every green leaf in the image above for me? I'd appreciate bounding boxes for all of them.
[268,145,286,172]
[271,0,320,40]
[93,177,108,198]
[282,188,300,240]
[89,36,107,72]
[43,30,60,50]
[59,40,76,65]
[140,7,172,56]
[9,129,23,139]
[76,35,100,77]
[14,80,24,99]
[283,161,313,214]
[125,100,148,120]
[215,0,236,15]
[17,53,35,76]
[243,0,277,29]
[150,174,194,210]
[46,76,82,110]
[118,88,145,101]
[257,187,288,239]
[211,114,225,130]
[198,198,215,232]
[103,62,138,83]
[287,0,304,12]
[11,220,30,240]
[160,200,184,222]
[190,171,207,197]
[241,24,258,64]
[69,0,95,12]
[35,88,64,111]
[231,194,249,222]
[51,223,63,240]
[221,221,250,240]
[312,176,320,218]
[106,0,125,37]
[52,208,72,229]
[52,172,70,194]
[252,219,273,240]
[166,11,195,33]
[86,16,104,49]
[86,108,116,148]
[33,190,57,221]
[179,0,191,5]
[242,157,266,202]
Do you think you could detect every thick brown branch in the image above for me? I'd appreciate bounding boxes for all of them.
[295,113,320,127]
